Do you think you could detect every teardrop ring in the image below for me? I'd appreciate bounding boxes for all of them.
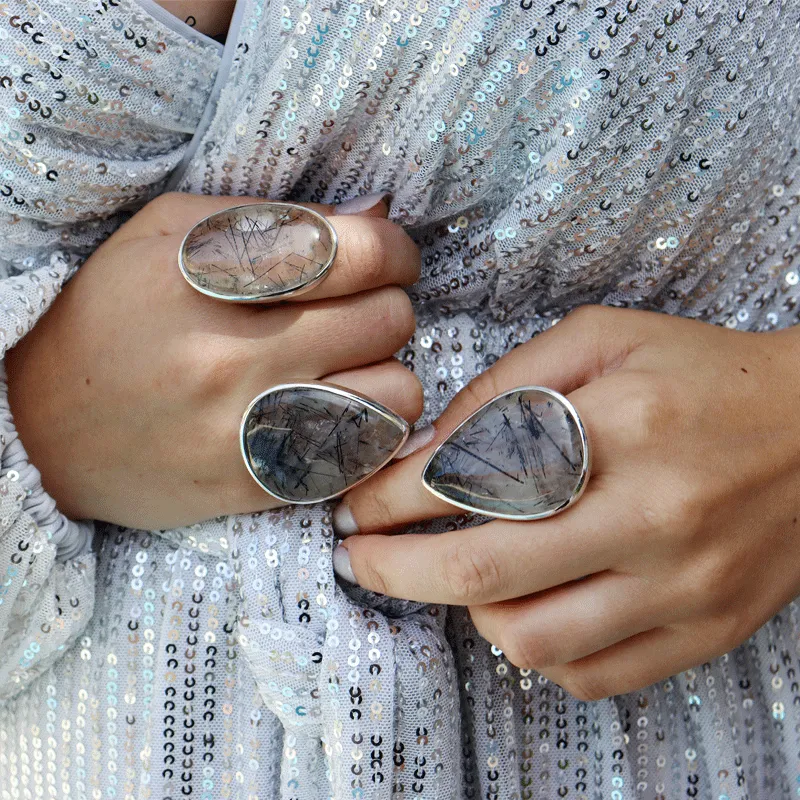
[241,383,410,504]
[420,386,591,521]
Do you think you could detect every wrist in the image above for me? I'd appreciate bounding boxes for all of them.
[0,358,94,556]
[5,322,89,523]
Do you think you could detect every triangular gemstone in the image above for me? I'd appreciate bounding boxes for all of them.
[422,387,589,520]
[180,203,336,301]
[242,384,409,503]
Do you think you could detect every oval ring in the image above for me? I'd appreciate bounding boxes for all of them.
[179,202,338,303]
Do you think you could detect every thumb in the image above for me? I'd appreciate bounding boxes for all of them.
[333,305,645,536]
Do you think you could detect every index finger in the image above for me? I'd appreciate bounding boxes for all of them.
[121,192,419,302]
[334,488,618,604]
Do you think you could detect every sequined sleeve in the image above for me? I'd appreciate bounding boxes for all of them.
[0,252,96,702]
[0,0,224,702]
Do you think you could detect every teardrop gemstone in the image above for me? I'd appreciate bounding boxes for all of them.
[179,203,337,302]
[422,387,590,520]
[241,384,409,503]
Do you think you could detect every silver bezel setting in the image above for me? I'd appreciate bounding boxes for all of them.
[178,202,339,303]
[240,381,410,504]
[421,385,591,521]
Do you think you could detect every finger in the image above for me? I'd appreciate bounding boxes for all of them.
[335,488,621,604]
[128,194,412,302]
[333,308,649,536]
[323,359,424,425]
[258,286,417,377]
[118,191,390,243]
[469,571,664,670]
[332,371,624,537]
[332,441,454,534]
[117,193,333,243]
[425,306,648,438]
[535,626,706,701]
[290,216,420,302]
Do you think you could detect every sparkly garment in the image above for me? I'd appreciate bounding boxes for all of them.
[0,0,799,797]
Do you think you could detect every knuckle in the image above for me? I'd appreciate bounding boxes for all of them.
[177,339,246,400]
[559,669,612,702]
[442,539,502,603]
[502,631,558,671]
[614,374,671,444]
[352,546,389,596]
[564,304,613,333]
[393,367,425,420]
[638,489,702,548]
[382,287,416,341]
[642,474,707,544]
[366,487,396,530]
[714,609,752,652]
[349,222,389,286]
[688,550,742,615]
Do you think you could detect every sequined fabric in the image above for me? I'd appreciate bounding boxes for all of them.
[1,0,800,797]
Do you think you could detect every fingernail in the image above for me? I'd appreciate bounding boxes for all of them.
[336,192,392,215]
[394,424,436,460]
[333,503,360,537]
[333,545,357,583]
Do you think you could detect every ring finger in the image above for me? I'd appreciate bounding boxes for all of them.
[332,379,619,536]
[323,359,425,425]
[263,286,417,377]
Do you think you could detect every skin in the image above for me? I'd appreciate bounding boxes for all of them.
[5,192,423,529]
[335,306,800,700]
[154,0,236,37]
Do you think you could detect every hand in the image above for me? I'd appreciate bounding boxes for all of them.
[6,192,422,529]
[333,306,800,700]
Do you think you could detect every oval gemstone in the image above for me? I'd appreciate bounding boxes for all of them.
[242,384,409,503]
[179,203,337,301]
[422,387,589,520]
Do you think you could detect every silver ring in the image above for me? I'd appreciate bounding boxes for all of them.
[241,382,410,504]
[421,386,591,521]
[179,202,338,303]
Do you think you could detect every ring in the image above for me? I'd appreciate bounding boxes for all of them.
[241,382,410,504]
[179,202,338,302]
[421,386,591,520]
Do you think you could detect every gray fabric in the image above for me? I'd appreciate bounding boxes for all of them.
[0,0,799,797]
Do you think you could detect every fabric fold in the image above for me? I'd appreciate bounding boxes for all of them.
[231,506,462,799]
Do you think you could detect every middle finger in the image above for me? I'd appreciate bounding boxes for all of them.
[263,286,417,377]
[158,199,420,303]
[295,215,421,302]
